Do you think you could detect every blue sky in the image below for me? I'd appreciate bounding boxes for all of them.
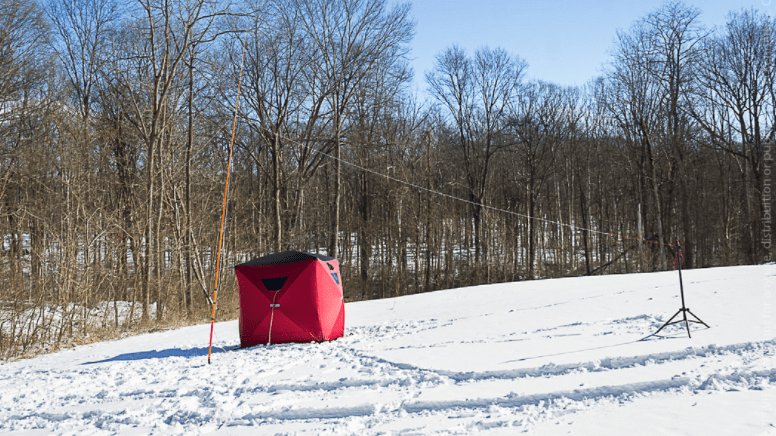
[404,0,773,97]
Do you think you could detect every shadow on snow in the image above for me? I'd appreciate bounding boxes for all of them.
[82,345,237,364]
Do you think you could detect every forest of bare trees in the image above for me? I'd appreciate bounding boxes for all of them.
[1,0,773,360]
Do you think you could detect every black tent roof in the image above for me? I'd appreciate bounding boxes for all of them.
[235,250,336,267]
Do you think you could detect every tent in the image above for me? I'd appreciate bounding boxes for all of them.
[234,251,345,347]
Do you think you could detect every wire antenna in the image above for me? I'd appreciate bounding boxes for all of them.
[277,132,676,250]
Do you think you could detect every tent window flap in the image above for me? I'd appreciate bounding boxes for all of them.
[261,277,288,291]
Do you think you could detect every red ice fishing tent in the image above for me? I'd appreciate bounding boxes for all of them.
[234,251,345,347]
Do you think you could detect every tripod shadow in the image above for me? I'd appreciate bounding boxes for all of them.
[640,324,711,342]
[503,335,654,363]
[501,324,709,364]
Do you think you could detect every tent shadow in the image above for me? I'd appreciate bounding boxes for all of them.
[82,345,236,365]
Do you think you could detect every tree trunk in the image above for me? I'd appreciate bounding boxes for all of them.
[142,134,157,323]
[330,111,342,258]
[359,172,370,296]
[185,57,194,316]
[273,134,282,252]
[645,137,667,270]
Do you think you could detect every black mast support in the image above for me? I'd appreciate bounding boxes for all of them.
[653,239,710,338]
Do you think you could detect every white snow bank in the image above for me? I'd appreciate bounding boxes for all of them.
[0,264,774,435]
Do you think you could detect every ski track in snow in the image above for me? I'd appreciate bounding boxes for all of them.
[1,265,775,435]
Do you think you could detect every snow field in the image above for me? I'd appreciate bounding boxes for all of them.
[0,264,774,435]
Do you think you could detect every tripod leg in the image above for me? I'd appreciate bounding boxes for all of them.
[683,310,691,339]
[654,309,682,335]
[686,309,710,328]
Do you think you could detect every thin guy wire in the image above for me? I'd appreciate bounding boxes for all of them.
[279,133,675,248]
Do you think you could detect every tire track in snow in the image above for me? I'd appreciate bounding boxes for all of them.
[400,377,693,414]
[177,337,776,428]
[1,345,773,433]
[1,331,773,433]
[223,366,776,423]
[251,337,776,395]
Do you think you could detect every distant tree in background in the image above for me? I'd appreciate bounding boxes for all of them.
[427,45,526,282]
[0,0,772,360]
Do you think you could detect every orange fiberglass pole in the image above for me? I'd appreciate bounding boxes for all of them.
[208,41,246,364]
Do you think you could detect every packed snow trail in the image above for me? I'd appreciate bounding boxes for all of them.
[1,265,774,435]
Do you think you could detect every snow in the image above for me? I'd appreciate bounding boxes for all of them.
[1,264,775,435]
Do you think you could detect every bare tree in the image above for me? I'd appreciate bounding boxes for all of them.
[113,0,225,321]
[607,20,671,269]
[0,0,49,130]
[508,82,565,279]
[239,0,319,252]
[690,8,775,263]
[0,0,51,290]
[5,0,776,362]
[295,0,414,258]
[642,1,705,268]
[427,45,525,281]
[47,0,120,185]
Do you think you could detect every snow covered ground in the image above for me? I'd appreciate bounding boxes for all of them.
[1,264,775,435]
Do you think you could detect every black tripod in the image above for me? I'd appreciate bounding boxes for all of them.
[654,239,709,338]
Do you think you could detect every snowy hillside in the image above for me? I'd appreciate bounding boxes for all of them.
[1,265,775,435]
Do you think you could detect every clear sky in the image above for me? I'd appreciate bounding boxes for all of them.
[405,0,773,98]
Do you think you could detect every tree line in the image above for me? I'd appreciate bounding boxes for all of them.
[0,0,772,359]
